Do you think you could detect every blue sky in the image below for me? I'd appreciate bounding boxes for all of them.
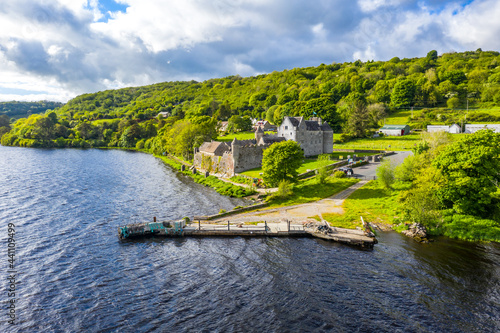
[0,0,499,102]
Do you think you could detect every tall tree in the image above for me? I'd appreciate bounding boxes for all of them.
[345,101,370,138]
[262,141,304,186]
[433,130,500,217]
[391,79,416,108]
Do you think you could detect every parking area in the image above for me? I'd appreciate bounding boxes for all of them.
[348,151,413,179]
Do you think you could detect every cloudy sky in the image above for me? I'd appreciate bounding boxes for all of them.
[1,0,499,102]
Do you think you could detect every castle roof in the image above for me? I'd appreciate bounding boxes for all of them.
[261,136,286,144]
[199,141,230,155]
[305,120,321,131]
[320,122,333,131]
[233,139,256,146]
[288,117,302,127]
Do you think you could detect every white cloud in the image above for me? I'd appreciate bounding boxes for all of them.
[0,1,500,103]
[446,0,500,48]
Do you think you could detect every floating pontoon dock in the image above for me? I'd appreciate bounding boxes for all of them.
[117,219,377,249]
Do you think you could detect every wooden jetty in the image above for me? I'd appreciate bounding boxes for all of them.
[117,219,377,249]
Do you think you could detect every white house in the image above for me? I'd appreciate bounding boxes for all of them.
[464,124,500,133]
[449,124,462,134]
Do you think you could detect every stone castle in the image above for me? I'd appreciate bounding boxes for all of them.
[193,116,333,177]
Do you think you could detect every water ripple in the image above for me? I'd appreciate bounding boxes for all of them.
[0,146,499,332]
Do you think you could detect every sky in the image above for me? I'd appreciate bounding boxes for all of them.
[0,0,499,103]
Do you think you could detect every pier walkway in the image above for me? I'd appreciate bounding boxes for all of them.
[118,180,377,248]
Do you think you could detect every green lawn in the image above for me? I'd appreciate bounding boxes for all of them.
[239,152,374,179]
[385,109,424,125]
[322,180,402,228]
[385,107,500,125]
[267,177,359,208]
[334,134,422,151]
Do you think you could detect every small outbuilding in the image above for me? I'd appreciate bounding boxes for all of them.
[427,124,462,134]
[464,124,500,134]
[379,125,410,136]
[449,123,462,134]
[157,111,171,118]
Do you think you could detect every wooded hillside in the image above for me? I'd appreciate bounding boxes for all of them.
[2,49,500,152]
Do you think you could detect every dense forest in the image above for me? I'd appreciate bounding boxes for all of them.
[2,49,500,158]
[0,101,63,118]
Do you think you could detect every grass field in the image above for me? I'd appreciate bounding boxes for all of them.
[384,109,424,125]
[322,180,402,229]
[266,177,359,208]
[385,107,500,125]
[334,134,422,150]
[239,152,375,179]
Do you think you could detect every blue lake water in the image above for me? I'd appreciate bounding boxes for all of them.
[0,146,499,332]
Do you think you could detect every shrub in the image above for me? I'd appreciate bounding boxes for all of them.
[333,170,346,178]
[376,159,395,189]
[339,133,353,143]
[316,154,331,184]
[136,139,145,149]
[267,180,293,201]
[439,213,500,242]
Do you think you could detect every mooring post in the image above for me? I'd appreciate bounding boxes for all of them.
[265,221,267,233]
[154,216,156,222]
[228,220,230,231]
[198,219,201,230]
[288,220,290,232]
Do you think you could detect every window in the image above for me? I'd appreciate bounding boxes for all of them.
[284,126,288,130]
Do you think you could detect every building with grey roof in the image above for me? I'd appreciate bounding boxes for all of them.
[277,116,333,156]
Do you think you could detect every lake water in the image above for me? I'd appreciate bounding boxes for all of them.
[1,146,499,332]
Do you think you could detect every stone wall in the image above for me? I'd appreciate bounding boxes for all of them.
[323,131,333,154]
[232,144,266,173]
[297,130,324,156]
[193,151,235,177]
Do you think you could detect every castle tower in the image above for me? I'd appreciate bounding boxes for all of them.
[255,126,264,144]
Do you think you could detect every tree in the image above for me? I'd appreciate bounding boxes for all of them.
[442,70,467,85]
[366,103,387,128]
[426,50,438,61]
[447,96,461,109]
[227,115,252,132]
[376,159,395,189]
[262,141,304,186]
[391,79,416,108]
[0,114,11,139]
[32,116,55,141]
[301,97,340,131]
[218,100,232,120]
[316,154,331,184]
[266,106,277,124]
[433,130,500,217]
[344,101,370,138]
[0,114,10,128]
[399,167,445,226]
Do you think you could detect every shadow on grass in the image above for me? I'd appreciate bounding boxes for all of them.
[349,188,392,200]
[268,178,358,206]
